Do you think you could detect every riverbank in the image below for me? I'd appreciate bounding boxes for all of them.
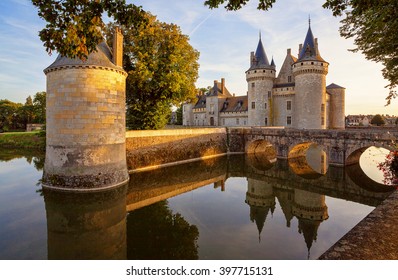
[0,131,45,150]
[319,189,398,259]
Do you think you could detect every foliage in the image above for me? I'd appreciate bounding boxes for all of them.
[0,93,46,132]
[33,92,46,124]
[176,106,183,125]
[370,114,385,126]
[0,100,23,132]
[378,150,398,186]
[204,0,275,10]
[205,0,398,105]
[106,13,199,130]
[127,201,199,260]
[31,0,146,60]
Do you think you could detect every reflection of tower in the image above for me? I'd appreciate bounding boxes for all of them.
[274,187,294,227]
[44,186,127,259]
[292,189,328,259]
[245,178,276,241]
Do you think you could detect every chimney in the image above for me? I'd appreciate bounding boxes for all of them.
[287,48,291,55]
[221,78,225,95]
[113,26,123,67]
[299,44,303,55]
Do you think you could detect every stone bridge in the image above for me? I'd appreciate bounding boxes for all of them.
[227,127,398,166]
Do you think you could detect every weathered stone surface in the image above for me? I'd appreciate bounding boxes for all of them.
[126,128,228,170]
[319,190,398,260]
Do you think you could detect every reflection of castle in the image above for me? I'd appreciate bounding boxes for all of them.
[245,179,328,257]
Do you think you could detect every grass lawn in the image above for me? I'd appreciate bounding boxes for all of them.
[0,131,45,150]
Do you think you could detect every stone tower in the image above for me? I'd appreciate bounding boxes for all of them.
[292,22,329,129]
[327,83,346,129]
[246,35,276,126]
[43,27,129,191]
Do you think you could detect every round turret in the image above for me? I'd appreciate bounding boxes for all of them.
[327,83,346,129]
[43,30,129,191]
[246,36,276,126]
[292,25,329,129]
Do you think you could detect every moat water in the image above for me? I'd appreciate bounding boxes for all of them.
[0,148,395,260]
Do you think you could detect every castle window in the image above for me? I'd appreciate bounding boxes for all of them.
[264,103,267,110]
[301,63,303,66]
[321,103,325,112]
[265,117,268,126]
[287,116,292,125]
[287,100,292,110]
[252,82,255,88]
[252,102,255,109]
[255,70,257,73]
[288,76,292,83]
[321,63,324,66]
[311,62,314,65]
[321,116,325,126]
[263,70,266,73]
[236,118,240,125]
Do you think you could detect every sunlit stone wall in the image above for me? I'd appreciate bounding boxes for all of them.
[126,128,228,171]
[43,55,129,190]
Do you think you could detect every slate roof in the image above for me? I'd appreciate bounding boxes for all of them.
[193,95,207,109]
[220,96,248,113]
[297,25,326,63]
[44,41,121,73]
[326,83,345,89]
[249,37,275,70]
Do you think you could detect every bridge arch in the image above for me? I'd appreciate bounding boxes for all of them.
[245,139,277,172]
[345,144,394,166]
[288,142,328,179]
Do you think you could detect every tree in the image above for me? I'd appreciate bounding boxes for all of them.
[205,0,398,105]
[33,92,46,124]
[127,201,199,259]
[31,0,146,60]
[370,114,385,126]
[0,100,23,132]
[175,106,183,125]
[106,13,199,130]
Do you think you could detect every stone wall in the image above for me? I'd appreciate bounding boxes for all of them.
[126,128,228,171]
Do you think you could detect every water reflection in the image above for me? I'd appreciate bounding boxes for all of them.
[0,149,396,260]
[43,186,127,260]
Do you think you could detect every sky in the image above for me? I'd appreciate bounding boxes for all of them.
[0,0,396,115]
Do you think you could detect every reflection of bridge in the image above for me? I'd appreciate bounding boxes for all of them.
[229,127,398,166]
[126,155,393,211]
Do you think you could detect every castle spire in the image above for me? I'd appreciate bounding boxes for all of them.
[297,19,326,62]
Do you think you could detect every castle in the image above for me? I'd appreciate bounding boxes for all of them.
[183,22,345,129]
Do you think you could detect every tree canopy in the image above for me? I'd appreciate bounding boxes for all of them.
[0,92,46,132]
[106,13,199,130]
[204,0,398,105]
[31,0,146,60]
[370,114,385,126]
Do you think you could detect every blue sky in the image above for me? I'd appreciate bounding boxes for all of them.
[0,0,396,115]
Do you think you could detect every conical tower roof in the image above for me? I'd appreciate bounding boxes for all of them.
[297,22,326,63]
[44,41,123,74]
[249,34,275,70]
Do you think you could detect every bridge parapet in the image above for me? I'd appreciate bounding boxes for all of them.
[228,127,398,166]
